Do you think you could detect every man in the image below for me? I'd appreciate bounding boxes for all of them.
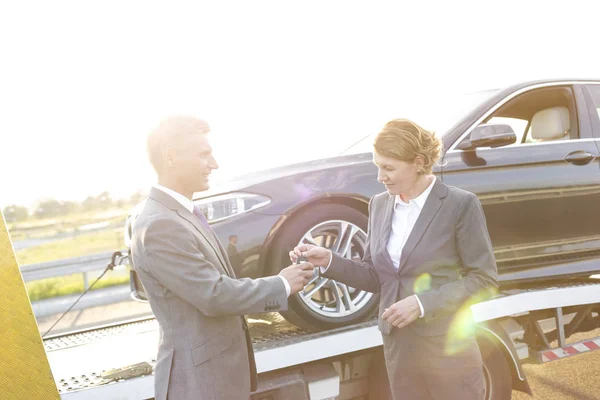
[131,115,314,400]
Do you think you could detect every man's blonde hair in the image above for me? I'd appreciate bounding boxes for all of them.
[147,115,210,174]
[373,118,442,174]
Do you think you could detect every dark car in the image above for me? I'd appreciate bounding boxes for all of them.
[125,79,600,330]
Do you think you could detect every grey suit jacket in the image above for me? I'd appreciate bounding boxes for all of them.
[325,179,499,337]
[131,188,287,400]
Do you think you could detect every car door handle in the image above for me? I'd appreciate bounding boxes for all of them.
[564,151,596,165]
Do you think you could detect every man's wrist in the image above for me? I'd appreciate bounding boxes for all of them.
[280,276,291,297]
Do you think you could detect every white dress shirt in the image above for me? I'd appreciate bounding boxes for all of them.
[320,177,436,318]
[154,184,194,212]
[153,184,291,297]
[386,176,436,317]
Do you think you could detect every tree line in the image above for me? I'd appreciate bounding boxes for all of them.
[3,190,146,223]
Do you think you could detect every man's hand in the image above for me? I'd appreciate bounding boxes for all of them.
[279,262,315,294]
[289,244,332,268]
[381,296,421,329]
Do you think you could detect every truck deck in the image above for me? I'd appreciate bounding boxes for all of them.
[46,278,600,400]
[46,313,382,399]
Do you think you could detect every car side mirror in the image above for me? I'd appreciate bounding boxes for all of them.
[457,124,517,150]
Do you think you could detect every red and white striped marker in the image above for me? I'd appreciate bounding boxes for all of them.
[541,339,600,362]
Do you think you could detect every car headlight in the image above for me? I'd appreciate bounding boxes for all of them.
[194,192,271,223]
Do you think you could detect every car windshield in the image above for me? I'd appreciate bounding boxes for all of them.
[340,89,498,155]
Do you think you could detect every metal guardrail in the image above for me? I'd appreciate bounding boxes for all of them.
[20,251,130,289]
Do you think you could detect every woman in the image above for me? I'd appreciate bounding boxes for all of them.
[290,118,499,400]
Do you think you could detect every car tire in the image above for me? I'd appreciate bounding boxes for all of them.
[479,337,513,400]
[269,203,379,331]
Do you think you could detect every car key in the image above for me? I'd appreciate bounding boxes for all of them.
[295,255,308,264]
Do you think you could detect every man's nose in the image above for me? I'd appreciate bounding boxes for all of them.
[209,156,219,170]
[377,170,385,183]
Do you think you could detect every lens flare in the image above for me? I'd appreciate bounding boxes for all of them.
[413,273,432,294]
[444,287,498,356]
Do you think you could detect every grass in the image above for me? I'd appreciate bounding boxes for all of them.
[26,272,130,302]
[11,208,134,301]
[11,208,129,230]
[16,228,124,265]
[8,208,130,242]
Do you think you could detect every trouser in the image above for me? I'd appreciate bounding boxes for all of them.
[382,324,485,400]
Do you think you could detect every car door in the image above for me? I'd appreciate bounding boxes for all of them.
[582,83,600,152]
[441,83,600,281]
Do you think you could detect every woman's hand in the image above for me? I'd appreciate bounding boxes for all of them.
[381,295,421,328]
[289,244,332,268]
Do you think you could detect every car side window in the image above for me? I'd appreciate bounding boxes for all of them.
[523,125,536,143]
[457,86,577,150]
[586,85,600,119]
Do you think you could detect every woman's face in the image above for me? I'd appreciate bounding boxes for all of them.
[373,150,420,196]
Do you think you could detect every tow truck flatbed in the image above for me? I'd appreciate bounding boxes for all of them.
[47,313,382,399]
[46,279,600,399]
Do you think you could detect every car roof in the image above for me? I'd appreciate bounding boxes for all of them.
[505,78,600,91]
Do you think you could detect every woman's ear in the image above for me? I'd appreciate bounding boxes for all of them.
[414,156,425,173]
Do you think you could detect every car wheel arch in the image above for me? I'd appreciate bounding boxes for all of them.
[258,194,369,276]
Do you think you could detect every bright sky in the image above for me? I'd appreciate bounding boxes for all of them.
[1,1,598,207]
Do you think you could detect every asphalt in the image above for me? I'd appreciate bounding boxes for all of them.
[35,294,152,337]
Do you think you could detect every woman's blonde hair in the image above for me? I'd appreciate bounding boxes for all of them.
[373,118,442,175]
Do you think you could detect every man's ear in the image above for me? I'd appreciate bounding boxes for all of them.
[164,148,175,168]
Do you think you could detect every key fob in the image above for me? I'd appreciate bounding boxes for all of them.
[296,255,308,264]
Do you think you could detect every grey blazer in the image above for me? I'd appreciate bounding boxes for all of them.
[131,188,287,400]
[325,179,499,337]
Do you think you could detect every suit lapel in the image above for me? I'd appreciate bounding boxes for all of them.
[149,188,232,278]
[398,179,447,271]
[176,209,233,278]
[377,194,397,272]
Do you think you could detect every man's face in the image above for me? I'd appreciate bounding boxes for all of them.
[170,133,219,193]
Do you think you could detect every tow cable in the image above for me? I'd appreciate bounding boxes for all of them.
[41,250,130,338]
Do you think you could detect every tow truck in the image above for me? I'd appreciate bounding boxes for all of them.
[4,219,600,399]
